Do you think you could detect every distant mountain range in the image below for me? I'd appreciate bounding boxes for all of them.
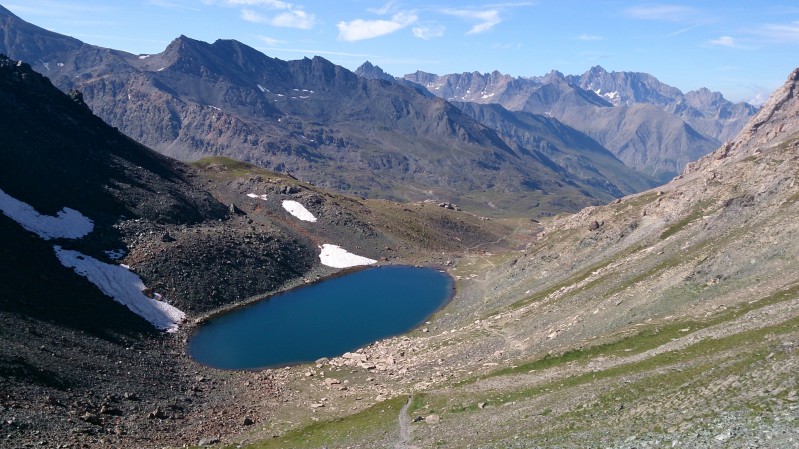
[0,4,755,214]
[397,65,757,181]
[0,5,658,217]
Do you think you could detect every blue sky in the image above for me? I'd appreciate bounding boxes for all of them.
[5,1,799,104]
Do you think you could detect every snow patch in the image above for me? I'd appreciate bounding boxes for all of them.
[257,84,266,92]
[282,200,317,222]
[247,193,268,201]
[319,244,377,269]
[481,93,495,99]
[0,188,94,240]
[138,54,150,59]
[54,246,185,332]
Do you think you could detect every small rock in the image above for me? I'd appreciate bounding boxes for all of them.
[99,405,122,416]
[123,392,139,401]
[324,378,341,386]
[148,407,168,419]
[478,402,487,409]
[412,416,424,423]
[229,203,245,215]
[160,233,176,243]
[425,414,440,424]
[80,413,101,426]
[243,417,254,426]
[198,437,220,446]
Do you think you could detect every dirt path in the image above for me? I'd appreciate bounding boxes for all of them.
[396,395,416,449]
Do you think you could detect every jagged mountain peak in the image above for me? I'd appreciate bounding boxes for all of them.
[354,60,395,81]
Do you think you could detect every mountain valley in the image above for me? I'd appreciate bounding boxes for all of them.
[1,4,798,449]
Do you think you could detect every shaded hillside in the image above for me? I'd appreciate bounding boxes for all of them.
[0,5,654,217]
[452,101,657,196]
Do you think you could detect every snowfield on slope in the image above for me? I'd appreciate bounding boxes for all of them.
[0,188,94,239]
[54,246,186,332]
[282,200,317,222]
[319,244,377,269]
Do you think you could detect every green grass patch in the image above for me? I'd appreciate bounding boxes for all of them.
[659,200,715,240]
[460,283,799,388]
[240,396,407,449]
[489,311,799,409]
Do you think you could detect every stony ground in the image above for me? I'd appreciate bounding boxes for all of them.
[192,130,799,448]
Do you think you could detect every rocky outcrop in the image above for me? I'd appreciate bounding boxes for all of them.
[686,67,799,174]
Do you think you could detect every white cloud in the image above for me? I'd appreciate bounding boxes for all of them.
[412,24,445,40]
[576,33,603,41]
[270,9,314,28]
[443,8,502,35]
[337,12,418,42]
[708,35,737,47]
[219,0,316,29]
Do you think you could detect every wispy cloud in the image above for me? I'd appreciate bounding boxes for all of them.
[219,0,316,29]
[4,1,114,18]
[623,4,704,23]
[147,0,200,10]
[367,1,397,16]
[337,12,418,42]
[412,24,445,40]
[442,8,502,35]
[707,35,737,47]
[252,35,287,46]
[492,42,522,49]
[752,21,799,43]
[253,47,378,58]
[576,33,603,41]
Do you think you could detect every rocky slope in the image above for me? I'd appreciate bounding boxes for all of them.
[0,5,654,218]
[228,66,799,449]
[403,66,756,181]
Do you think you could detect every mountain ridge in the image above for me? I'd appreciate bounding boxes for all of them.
[0,7,657,217]
[400,65,756,181]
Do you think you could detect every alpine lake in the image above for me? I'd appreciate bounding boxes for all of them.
[187,266,454,370]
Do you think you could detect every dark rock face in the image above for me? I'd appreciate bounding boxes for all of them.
[0,53,315,449]
[0,55,227,226]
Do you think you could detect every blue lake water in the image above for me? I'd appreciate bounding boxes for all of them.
[187,266,453,370]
